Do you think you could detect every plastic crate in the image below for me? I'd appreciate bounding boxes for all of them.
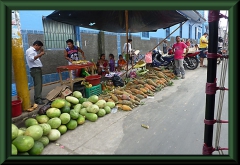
[85,84,102,98]
[73,82,86,98]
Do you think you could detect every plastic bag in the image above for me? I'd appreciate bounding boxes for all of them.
[129,71,137,78]
[112,74,124,87]
[145,52,152,63]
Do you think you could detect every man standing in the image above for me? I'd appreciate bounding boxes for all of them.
[122,39,133,64]
[199,32,208,67]
[162,40,168,54]
[64,39,85,78]
[26,40,45,105]
[172,36,189,79]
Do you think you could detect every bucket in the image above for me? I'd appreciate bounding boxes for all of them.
[85,75,101,86]
[12,97,22,118]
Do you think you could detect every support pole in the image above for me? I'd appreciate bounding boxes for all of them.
[12,10,31,110]
[125,10,129,78]
[202,10,220,155]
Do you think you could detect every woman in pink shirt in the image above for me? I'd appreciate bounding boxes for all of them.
[172,36,189,79]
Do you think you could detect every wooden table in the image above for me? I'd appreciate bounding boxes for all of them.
[57,62,95,91]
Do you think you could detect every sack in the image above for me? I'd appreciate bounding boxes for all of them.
[112,74,124,87]
[38,101,52,115]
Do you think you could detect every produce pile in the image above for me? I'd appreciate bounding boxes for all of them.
[98,67,177,111]
[11,91,115,155]
[11,67,178,155]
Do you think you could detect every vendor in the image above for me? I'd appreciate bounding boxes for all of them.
[117,54,127,72]
[96,53,109,75]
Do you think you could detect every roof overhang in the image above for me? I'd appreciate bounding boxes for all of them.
[178,10,206,24]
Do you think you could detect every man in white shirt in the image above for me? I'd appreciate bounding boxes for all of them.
[26,40,45,105]
[122,39,133,64]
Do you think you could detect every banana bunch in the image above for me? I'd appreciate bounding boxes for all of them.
[81,80,92,88]
[134,60,146,68]
[72,60,89,64]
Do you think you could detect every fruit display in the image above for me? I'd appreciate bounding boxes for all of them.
[12,67,178,155]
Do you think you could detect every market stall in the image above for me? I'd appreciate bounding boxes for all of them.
[56,62,95,91]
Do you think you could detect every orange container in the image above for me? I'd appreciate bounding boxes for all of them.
[85,75,101,86]
[12,98,22,118]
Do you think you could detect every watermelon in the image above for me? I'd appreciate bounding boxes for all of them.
[51,99,66,109]
[66,96,79,104]
[79,98,87,104]
[24,125,43,141]
[104,106,111,114]
[76,115,85,125]
[60,105,71,113]
[28,141,44,155]
[37,136,49,147]
[70,110,79,119]
[12,144,18,155]
[12,135,34,152]
[39,123,51,136]
[59,113,71,124]
[48,129,61,141]
[36,115,49,124]
[46,108,61,118]
[73,91,83,99]
[47,117,61,129]
[66,120,77,130]
[88,95,99,103]
[97,109,106,117]
[12,124,19,140]
[25,118,38,127]
[58,125,68,134]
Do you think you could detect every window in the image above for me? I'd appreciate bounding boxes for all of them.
[179,23,182,38]
[141,32,150,40]
[42,17,75,49]
[198,32,201,39]
[195,27,198,39]
[166,28,170,39]
[189,24,192,39]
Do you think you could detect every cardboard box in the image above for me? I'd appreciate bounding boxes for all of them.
[46,85,72,101]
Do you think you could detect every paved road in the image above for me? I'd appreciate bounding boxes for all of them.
[40,61,228,155]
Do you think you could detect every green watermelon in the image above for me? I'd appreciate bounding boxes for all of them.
[12,135,34,152]
[28,141,44,155]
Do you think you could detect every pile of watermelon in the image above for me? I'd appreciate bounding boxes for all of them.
[12,91,116,155]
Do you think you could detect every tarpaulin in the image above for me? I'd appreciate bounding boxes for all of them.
[46,10,188,33]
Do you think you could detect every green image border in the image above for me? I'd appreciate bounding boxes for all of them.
[0,0,238,164]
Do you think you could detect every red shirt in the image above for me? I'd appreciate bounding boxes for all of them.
[172,42,188,60]
[185,41,191,47]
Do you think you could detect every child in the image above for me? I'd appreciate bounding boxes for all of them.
[96,53,109,75]
[109,53,115,72]
[117,54,127,72]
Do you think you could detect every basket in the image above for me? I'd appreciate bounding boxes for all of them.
[85,84,102,98]
[85,75,101,86]
[12,97,22,118]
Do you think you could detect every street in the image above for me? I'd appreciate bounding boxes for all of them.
[40,61,228,155]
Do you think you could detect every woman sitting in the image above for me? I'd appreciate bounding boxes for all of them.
[117,54,127,72]
[96,53,109,75]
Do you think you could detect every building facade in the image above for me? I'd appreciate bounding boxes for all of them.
[12,10,207,88]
